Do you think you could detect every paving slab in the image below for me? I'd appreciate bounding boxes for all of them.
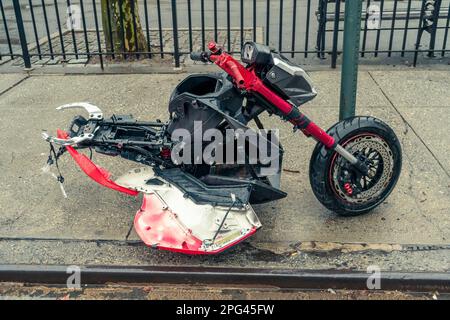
[395,107,450,175]
[0,72,448,267]
[369,70,450,108]
[0,74,27,95]
[370,70,450,174]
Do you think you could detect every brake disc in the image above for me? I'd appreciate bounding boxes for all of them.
[332,135,395,204]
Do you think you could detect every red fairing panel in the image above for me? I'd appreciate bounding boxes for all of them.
[135,193,258,255]
[134,193,203,253]
[56,129,139,196]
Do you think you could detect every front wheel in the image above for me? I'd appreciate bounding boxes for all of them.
[309,116,402,216]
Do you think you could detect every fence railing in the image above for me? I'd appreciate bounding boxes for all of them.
[1,0,449,69]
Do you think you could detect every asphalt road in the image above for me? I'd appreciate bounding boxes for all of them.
[1,0,447,64]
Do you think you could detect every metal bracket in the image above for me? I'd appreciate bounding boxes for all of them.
[56,102,103,120]
[41,132,94,146]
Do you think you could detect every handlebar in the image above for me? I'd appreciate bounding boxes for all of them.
[190,42,246,89]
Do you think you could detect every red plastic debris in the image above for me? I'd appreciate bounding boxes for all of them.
[56,129,138,196]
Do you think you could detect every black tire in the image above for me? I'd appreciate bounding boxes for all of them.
[309,116,402,216]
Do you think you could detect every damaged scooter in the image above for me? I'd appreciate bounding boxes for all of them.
[42,42,402,254]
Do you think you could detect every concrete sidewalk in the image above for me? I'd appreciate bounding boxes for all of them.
[0,69,449,271]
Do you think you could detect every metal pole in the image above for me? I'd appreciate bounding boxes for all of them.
[339,0,363,120]
[12,0,32,69]
[171,0,180,68]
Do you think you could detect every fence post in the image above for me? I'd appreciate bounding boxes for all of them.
[339,0,363,120]
[428,0,442,57]
[171,0,180,68]
[12,0,32,69]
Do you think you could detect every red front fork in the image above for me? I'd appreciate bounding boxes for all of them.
[208,42,335,149]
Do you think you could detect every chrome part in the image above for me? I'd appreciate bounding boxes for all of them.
[115,167,262,251]
[334,144,358,164]
[56,102,103,120]
[41,131,94,146]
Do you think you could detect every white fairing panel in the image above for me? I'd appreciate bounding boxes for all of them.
[115,167,261,253]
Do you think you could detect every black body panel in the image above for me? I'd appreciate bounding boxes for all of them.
[167,73,244,136]
[264,53,317,106]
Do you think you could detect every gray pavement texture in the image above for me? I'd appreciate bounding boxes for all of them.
[0,69,449,272]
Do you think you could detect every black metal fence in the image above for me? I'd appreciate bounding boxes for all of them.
[1,0,449,69]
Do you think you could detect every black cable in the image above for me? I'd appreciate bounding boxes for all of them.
[48,142,65,183]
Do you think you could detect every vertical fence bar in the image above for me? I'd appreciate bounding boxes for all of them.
[227,0,231,52]
[240,0,244,48]
[279,0,283,52]
[157,0,164,58]
[401,0,412,57]
[413,0,427,66]
[171,0,180,68]
[79,0,90,58]
[28,0,42,60]
[201,0,205,51]
[387,0,398,57]
[253,0,257,42]
[331,0,341,68]
[106,0,115,59]
[339,0,363,120]
[92,0,103,69]
[361,0,370,57]
[316,0,328,59]
[187,0,193,52]
[144,0,152,58]
[321,0,329,58]
[12,0,32,68]
[304,0,311,58]
[53,0,66,60]
[427,0,442,57]
[1,0,14,59]
[374,0,384,57]
[214,0,218,42]
[441,3,450,56]
[41,0,54,59]
[67,0,79,59]
[291,0,297,58]
[266,0,270,45]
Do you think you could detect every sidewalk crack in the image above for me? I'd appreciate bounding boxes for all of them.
[368,71,450,178]
[0,75,30,97]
